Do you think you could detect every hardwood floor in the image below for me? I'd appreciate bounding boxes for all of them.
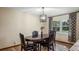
[0,45,21,51]
[56,41,73,49]
[0,41,73,51]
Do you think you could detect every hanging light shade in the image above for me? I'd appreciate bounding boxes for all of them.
[40,7,47,22]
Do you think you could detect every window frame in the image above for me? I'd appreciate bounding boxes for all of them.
[51,20,69,33]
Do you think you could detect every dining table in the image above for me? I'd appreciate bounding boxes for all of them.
[25,34,49,51]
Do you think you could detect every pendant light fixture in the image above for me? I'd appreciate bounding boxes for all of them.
[40,7,47,22]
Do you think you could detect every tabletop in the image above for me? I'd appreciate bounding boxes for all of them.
[25,34,49,42]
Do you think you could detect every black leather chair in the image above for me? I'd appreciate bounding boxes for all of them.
[32,31,40,50]
[48,30,56,51]
[32,31,38,38]
[40,31,56,51]
[19,33,34,51]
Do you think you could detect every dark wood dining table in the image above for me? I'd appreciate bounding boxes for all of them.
[25,34,49,51]
[25,34,49,42]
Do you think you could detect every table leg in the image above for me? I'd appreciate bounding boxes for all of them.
[39,43,41,51]
[33,42,37,51]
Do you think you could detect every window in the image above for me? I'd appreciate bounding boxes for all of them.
[51,20,69,32]
[62,21,69,32]
[51,14,69,33]
[52,21,60,31]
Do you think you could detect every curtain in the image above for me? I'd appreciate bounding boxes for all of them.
[68,12,77,42]
[49,17,52,31]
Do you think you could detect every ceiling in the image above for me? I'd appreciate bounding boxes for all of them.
[14,7,79,17]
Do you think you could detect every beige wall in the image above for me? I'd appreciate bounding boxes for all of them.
[21,12,41,36]
[40,19,49,34]
[20,12,49,36]
[76,12,79,41]
[0,8,49,49]
[53,14,69,21]
[0,8,22,49]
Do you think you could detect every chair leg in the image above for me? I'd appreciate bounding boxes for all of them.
[48,46,49,51]
[47,44,54,51]
[33,43,37,51]
[21,46,24,51]
[21,47,23,51]
[37,43,39,51]
[52,43,54,51]
[39,44,41,51]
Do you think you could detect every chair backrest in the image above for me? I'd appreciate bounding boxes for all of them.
[32,31,38,37]
[19,33,26,46]
[49,30,56,43]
